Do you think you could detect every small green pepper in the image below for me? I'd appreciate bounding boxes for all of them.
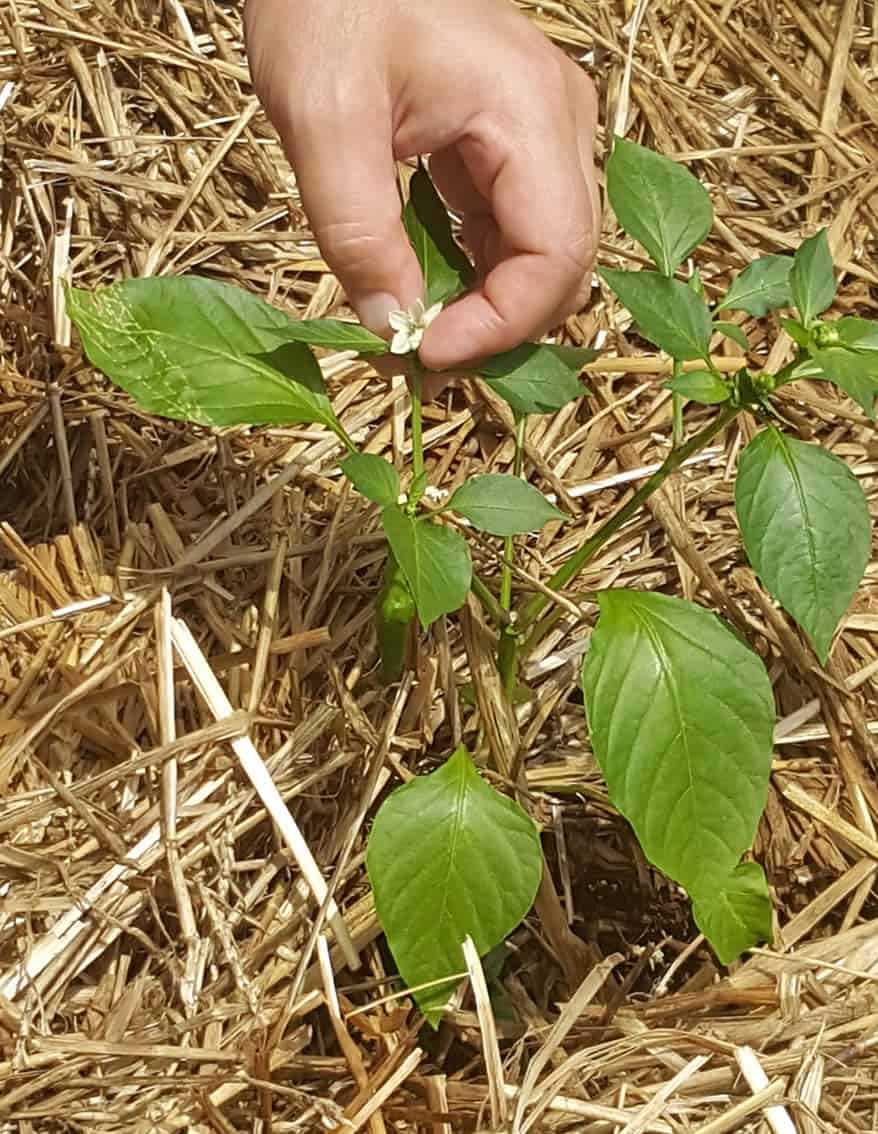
[376,553,416,682]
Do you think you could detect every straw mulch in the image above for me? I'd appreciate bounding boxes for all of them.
[1,0,877,1130]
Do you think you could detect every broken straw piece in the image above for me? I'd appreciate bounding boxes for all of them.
[169,616,360,972]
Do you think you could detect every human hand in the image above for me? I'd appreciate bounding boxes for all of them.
[244,0,599,373]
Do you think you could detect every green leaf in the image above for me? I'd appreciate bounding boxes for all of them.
[691,862,773,965]
[808,348,878,418]
[812,317,878,353]
[340,453,400,507]
[736,428,871,661]
[833,317,878,351]
[688,268,706,298]
[600,269,712,361]
[448,474,565,535]
[256,318,389,354]
[476,343,594,416]
[483,946,517,1022]
[582,590,774,898]
[408,470,429,510]
[788,357,824,382]
[250,342,326,394]
[606,137,713,277]
[713,321,750,352]
[381,506,472,629]
[403,165,475,307]
[666,370,730,405]
[66,277,339,429]
[366,745,542,1024]
[717,255,793,317]
[780,317,811,348]
[790,229,836,326]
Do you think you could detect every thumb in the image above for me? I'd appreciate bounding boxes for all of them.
[282,101,423,335]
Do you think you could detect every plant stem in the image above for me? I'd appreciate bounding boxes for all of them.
[471,574,511,629]
[671,359,684,447]
[672,393,684,447]
[497,414,527,694]
[332,421,358,454]
[517,403,741,640]
[410,358,425,482]
[499,547,513,610]
[500,415,527,611]
[497,628,518,694]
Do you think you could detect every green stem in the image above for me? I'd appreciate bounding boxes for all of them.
[500,415,527,611]
[517,403,741,640]
[332,420,358,454]
[497,631,518,695]
[772,353,808,389]
[497,414,528,693]
[410,359,425,482]
[672,393,684,447]
[471,574,511,629]
[500,543,513,610]
[671,360,684,448]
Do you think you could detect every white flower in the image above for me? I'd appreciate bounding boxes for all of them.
[423,485,448,502]
[388,298,443,355]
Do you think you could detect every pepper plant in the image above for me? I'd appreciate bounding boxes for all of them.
[66,142,875,1023]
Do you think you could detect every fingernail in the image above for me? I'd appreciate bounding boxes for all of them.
[353,292,399,336]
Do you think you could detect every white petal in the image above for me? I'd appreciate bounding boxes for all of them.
[423,302,443,327]
[390,330,411,355]
[408,327,425,351]
[410,298,426,321]
[388,309,408,332]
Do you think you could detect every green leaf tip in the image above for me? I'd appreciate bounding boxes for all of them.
[258,317,389,355]
[606,137,713,277]
[692,861,773,965]
[790,229,836,327]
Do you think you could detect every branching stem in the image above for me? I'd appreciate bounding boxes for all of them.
[471,575,511,629]
[517,403,741,645]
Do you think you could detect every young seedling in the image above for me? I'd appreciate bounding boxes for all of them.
[67,141,876,1021]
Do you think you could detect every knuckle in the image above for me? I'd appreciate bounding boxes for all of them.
[555,241,596,302]
[297,78,365,137]
[474,287,518,342]
[262,80,366,162]
[565,226,597,273]
[313,218,388,276]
